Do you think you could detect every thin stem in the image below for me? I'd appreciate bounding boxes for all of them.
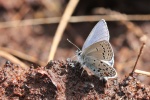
[47,0,79,62]
[131,42,145,74]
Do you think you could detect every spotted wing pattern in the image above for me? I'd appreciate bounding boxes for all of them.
[84,59,117,78]
[82,40,114,61]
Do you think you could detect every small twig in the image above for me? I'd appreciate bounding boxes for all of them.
[0,47,46,66]
[135,69,150,76]
[131,35,147,74]
[47,0,79,61]
[0,15,150,29]
[131,43,145,74]
[0,50,28,69]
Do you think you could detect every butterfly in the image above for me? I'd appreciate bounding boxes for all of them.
[68,19,117,80]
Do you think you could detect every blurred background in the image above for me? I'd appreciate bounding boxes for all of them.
[0,0,149,84]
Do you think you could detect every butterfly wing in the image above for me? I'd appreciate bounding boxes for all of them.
[82,19,109,51]
[84,56,117,78]
[82,40,114,67]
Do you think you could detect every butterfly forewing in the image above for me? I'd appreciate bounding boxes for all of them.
[82,40,114,61]
[82,19,109,51]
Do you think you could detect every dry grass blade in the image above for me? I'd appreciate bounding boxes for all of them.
[0,15,150,29]
[131,35,147,74]
[0,17,60,28]
[0,50,28,69]
[0,47,46,66]
[135,69,150,76]
[47,0,79,61]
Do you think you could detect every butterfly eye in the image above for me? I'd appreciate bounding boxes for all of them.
[76,50,82,56]
[78,51,82,56]
[78,52,81,55]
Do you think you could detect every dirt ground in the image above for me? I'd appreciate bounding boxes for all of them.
[0,0,150,99]
[0,61,149,99]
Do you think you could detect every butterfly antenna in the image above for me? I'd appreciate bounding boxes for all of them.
[67,39,81,50]
[67,55,77,61]
[71,55,77,59]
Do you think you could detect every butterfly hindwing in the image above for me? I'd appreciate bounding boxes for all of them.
[85,60,117,78]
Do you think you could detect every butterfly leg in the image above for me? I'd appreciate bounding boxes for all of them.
[99,77,107,82]
[99,77,108,87]
[104,77,108,81]
[69,63,75,67]
[80,65,86,76]
[67,58,75,67]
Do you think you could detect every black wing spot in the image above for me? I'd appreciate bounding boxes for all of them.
[103,56,105,59]
[96,48,98,51]
[92,63,95,66]
[103,48,105,51]
[102,53,105,58]
[102,53,105,55]
[98,68,102,70]
[99,74,103,77]
[106,68,108,70]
